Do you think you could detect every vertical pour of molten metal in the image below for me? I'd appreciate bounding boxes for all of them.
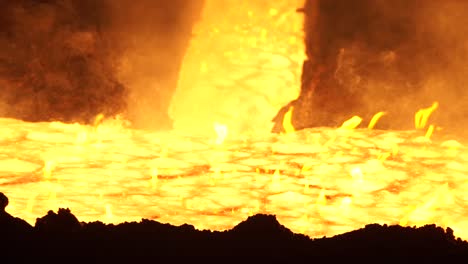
[169,0,305,136]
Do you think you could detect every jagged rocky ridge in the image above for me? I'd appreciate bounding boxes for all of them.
[1,192,467,259]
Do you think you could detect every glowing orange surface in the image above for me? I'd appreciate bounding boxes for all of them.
[1,117,467,240]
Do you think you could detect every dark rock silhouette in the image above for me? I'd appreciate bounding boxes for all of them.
[35,208,82,235]
[1,192,467,260]
[0,192,33,237]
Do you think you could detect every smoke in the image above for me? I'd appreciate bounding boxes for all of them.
[413,1,468,134]
[0,0,123,122]
[0,0,203,128]
[299,0,468,136]
[107,0,204,130]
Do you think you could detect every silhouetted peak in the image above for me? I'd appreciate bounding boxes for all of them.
[231,214,294,239]
[35,208,82,234]
[0,192,8,212]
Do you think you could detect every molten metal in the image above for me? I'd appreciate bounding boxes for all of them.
[0,116,467,241]
[282,106,296,134]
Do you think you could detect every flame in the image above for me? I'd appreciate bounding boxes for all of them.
[214,122,228,145]
[368,111,386,129]
[425,124,435,139]
[415,102,439,129]
[340,116,363,129]
[282,106,296,133]
[105,204,113,220]
[93,113,105,127]
[43,160,56,179]
[150,168,158,189]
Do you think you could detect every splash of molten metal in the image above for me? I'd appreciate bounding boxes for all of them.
[282,106,296,133]
[415,101,439,129]
[214,122,228,144]
[425,124,435,139]
[368,111,386,129]
[340,116,363,129]
[93,113,106,127]
[42,160,56,179]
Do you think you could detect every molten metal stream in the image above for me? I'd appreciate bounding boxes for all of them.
[169,0,305,136]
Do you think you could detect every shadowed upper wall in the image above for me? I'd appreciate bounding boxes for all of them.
[0,0,204,128]
[274,0,468,137]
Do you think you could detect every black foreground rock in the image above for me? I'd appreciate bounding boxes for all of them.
[1,193,467,260]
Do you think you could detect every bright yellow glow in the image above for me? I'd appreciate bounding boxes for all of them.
[415,102,439,129]
[316,189,327,206]
[340,116,363,129]
[76,130,88,145]
[400,183,453,227]
[425,124,435,139]
[170,0,305,136]
[303,176,310,193]
[392,144,399,157]
[1,117,467,240]
[271,169,282,191]
[282,106,296,133]
[368,111,386,129]
[349,167,364,182]
[43,160,56,179]
[340,197,352,209]
[25,195,35,215]
[378,152,391,161]
[150,168,158,189]
[441,140,463,149]
[269,8,279,16]
[214,122,228,144]
[105,204,113,220]
[93,113,105,127]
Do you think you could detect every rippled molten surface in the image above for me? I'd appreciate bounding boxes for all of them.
[1,117,467,240]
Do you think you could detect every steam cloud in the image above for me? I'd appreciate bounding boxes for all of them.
[0,0,203,128]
